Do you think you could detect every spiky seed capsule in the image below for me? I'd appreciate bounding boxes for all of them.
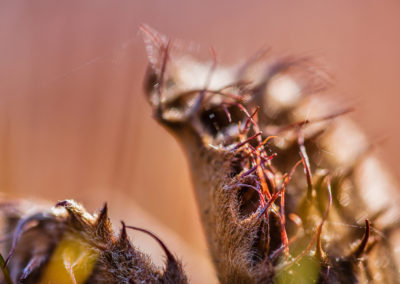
[142,25,400,283]
[1,199,187,284]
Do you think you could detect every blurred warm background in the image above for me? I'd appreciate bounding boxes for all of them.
[1,1,400,283]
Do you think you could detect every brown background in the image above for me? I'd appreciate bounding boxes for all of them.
[1,1,400,283]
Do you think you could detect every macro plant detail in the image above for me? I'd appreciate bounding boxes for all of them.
[0,200,187,283]
[1,24,400,284]
[142,26,400,283]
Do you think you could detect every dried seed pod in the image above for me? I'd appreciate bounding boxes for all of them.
[142,25,400,283]
[0,199,187,284]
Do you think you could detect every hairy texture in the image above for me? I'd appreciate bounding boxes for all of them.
[0,200,187,284]
[142,25,400,283]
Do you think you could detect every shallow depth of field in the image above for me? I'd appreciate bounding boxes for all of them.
[1,2,400,283]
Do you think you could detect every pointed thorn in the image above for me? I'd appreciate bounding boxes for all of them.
[119,221,129,244]
[233,132,262,150]
[94,203,111,238]
[96,203,108,225]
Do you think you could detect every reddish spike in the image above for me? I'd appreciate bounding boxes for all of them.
[241,107,260,134]
[288,160,303,181]
[311,107,354,124]
[276,161,302,258]
[238,104,262,142]
[221,104,232,123]
[263,153,277,162]
[270,120,310,135]
[233,132,262,150]
[269,211,305,261]
[270,107,353,135]
[236,103,251,118]
[263,169,277,195]
[280,187,289,258]
[261,136,276,147]
[269,223,305,262]
[202,88,245,105]
[240,165,257,177]
[277,161,301,258]
[257,190,281,219]
[280,159,303,194]
[276,176,332,270]
[256,156,271,200]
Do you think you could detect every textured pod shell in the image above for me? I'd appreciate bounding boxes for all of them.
[0,199,187,284]
[143,26,400,283]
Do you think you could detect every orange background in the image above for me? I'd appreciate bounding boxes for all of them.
[1,2,400,283]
